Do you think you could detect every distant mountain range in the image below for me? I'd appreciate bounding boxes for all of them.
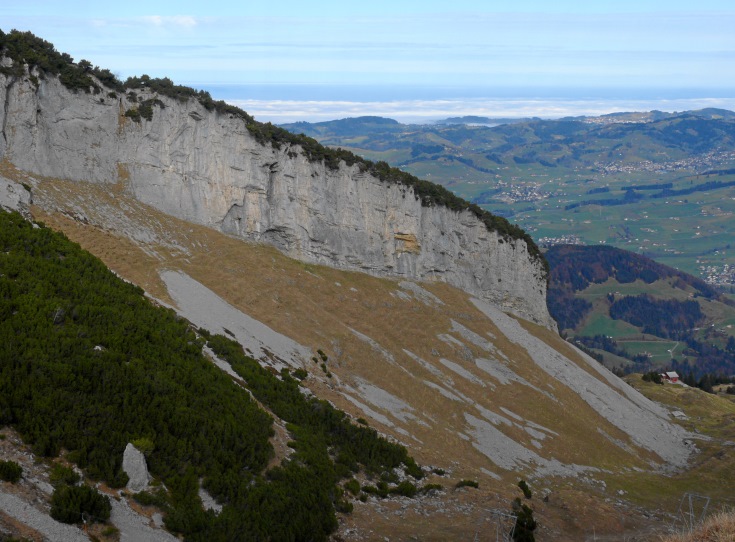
[431,109,735,125]
[433,115,541,126]
[559,107,735,123]
[281,108,735,162]
[281,108,735,131]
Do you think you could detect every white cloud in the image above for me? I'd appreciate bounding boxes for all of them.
[140,15,198,28]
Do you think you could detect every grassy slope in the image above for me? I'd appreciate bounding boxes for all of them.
[3,160,732,540]
[27,177,646,476]
[662,509,735,542]
[5,161,734,539]
[606,377,735,514]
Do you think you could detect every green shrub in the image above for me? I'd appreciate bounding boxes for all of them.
[642,371,663,384]
[317,350,328,362]
[334,498,353,514]
[344,478,361,496]
[381,470,399,484]
[518,479,532,499]
[137,98,164,122]
[138,101,153,121]
[512,497,537,542]
[50,485,111,524]
[50,464,80,487]
[362,482,389,498]
[133,489,169,508]
[131,437,155,456]
[124,108,141,123]
[455,479,479,489]
[390,481,417,498]
[404,459,424,480]
[292,368,308,380]
[102,526,119,537]
[432,467,445,476]
[0,460,23,483]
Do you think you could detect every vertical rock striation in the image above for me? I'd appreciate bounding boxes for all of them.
[0,69,554,328]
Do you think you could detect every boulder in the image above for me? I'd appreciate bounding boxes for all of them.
[122,443,150,493]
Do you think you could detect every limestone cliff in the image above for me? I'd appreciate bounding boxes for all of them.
[0,65,553,328]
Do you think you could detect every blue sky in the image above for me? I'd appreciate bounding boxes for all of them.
[3,1,735,120]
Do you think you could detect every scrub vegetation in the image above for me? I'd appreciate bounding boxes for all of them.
[0,209,421,540]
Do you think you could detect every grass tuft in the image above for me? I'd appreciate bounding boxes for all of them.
[660,509,735,542]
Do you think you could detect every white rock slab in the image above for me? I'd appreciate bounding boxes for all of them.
[161,270,310,369]
[122,443,150,493]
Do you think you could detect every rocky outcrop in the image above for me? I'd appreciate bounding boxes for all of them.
[0,175,31,218]
[0,68,554,328]
[122,443,150,493]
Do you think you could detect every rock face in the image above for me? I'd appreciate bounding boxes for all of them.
[0,176,31,218]
[122,443,150,493]
[0,69,554,328]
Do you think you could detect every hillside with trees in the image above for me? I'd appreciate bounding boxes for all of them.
[0,209,421,540]
[546,245,735,378]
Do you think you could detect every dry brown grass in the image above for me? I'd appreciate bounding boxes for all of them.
[8,163,735,540]
[660,510,735,542]
[20,173,655,480]
[603,377,735,513]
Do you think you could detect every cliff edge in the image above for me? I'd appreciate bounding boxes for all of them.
[0,32,554,328]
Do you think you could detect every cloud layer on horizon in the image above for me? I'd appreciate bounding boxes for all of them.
[226,96,735,124]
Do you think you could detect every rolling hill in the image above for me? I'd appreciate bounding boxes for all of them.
[547,244,735,377]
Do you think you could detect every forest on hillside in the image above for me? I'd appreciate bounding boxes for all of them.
[0,209,422,540]
[546,244,722,331]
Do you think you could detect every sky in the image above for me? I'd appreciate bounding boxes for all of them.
[3,1,735,121]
